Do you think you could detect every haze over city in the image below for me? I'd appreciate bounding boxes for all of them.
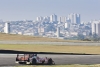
[0,0,100,21]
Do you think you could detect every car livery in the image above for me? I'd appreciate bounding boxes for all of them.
[15,54,55,65]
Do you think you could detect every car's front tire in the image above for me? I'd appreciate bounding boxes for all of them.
[48,58,53,65]
[32,58,36,65]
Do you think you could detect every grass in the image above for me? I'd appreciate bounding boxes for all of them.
[1,44,100,54]
[15,64,100,67]
[0,33,88,42]
[0,33,99,54]
[0,33,64,42]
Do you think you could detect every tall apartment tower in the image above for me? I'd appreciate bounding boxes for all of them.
[36,16,43,22]
[57,27,60,37]
[92,21,100,36]
[4,22,10,34]
[68,13,80,24]
[59,16,67,23]
[96,22,100,36]
[76,14,81,24]
[65,22,70,29]
[50,14,57,22]
[92,22,96,34]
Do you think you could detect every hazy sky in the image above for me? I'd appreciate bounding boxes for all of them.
[0,0,100,21]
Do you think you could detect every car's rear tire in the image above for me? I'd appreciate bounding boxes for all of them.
[32,58,36,65]
[42,60,45,64]
[48,58,53,65]
[16,57,19,61]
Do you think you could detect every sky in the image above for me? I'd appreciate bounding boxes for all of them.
[0,0,100,22]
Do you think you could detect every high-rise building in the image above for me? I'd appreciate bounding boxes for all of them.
[76,14,81,24]
[59,16,67,23]
[92,22,96,34]
[4,22,10,33]
[56,27,60,37]
[92,21,100,36]
[65,22,70,29]
[68,13,80,24]
[64,18,71,29]
[96,22,100,36]
[43,16,50,22]
[50,14,57,22]
[36,16,43,21]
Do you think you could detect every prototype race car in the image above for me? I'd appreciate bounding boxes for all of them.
[15,54,55,65]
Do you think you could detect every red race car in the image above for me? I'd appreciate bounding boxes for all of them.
[15,54,55,65]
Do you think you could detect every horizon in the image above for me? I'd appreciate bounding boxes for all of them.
[0,0,100,22]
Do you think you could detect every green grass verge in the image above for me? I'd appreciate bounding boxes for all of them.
[1,44,100,54]
[0,33,89,42]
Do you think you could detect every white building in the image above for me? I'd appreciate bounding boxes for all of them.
[38,27,46,33]
[92,21,100,36]
[92,22,96,34]
[96,22,100,36]
[56,27,60,37]
[65,22,70,29]
[59,16,67,23]
[4,22,10,34]
[50,14,57,22]
[65,18,71,28]
[68,13,80,24]
[36,16,43,22]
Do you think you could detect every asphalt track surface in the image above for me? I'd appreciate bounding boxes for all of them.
[1,54,100,66]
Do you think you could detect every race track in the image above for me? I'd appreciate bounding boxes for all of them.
[0,41,100,66]
[1,54,100,66]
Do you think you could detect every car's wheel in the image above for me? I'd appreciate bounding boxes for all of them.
[32,58,36,65]
[48,58,53,65]
[27,58,30,62]
[42,60,45,64]
[16,57,19,61]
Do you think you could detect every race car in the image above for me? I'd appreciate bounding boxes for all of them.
[15,54,55,65]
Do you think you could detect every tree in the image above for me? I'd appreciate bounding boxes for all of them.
[77,34,84,40]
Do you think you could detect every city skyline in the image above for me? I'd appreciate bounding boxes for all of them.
[0,0,100,21]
